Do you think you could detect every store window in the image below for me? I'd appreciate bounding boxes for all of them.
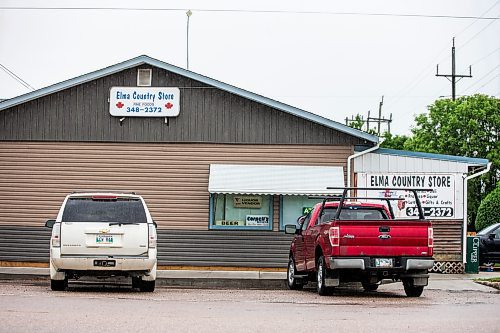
[210,194,273,230]
[280,196,322,230]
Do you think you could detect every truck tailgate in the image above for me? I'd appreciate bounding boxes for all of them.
[338,221,431,257]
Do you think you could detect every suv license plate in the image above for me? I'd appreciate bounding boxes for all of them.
[94,260,116,267]
[375,258,393,268]
[96,235,113,244]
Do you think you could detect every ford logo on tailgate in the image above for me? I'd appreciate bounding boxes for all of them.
[378,234,391,240]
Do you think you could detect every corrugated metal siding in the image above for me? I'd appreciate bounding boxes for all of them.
[157,229,292,267]
[0,226,292,268]
[0,142,350,229]
[431,219,463,261]
[0,66,367,146]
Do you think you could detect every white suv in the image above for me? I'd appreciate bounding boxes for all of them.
[45,192,157,292]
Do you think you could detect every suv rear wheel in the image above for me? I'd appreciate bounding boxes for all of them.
[361,281,379,292]
[140,279,155,292]
[50,278,67,291]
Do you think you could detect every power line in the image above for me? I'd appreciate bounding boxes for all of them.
[0,63,35,91]
[463,64,500,93]
[470,47,500,65]
[474,74,499,91]
[384,2,499,111]
[0,6,499,20]
[457,19,499,49]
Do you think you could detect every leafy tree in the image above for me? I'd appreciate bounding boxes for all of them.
[380,132,410,150]
[404,94,499,229]
[475,184,500,232]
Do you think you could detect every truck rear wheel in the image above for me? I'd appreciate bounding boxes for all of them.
[317,256,333,296]
[403,279,424,297]
[287,257,303,290]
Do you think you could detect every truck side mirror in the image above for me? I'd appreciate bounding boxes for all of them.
[153,220,158,229]
[297,215,306,226]
[285,224,298,235]
[489,233,495,240]
[45,219,56,228]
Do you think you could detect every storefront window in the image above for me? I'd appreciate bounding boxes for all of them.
[210,194,273,230]
[280,196,322,230]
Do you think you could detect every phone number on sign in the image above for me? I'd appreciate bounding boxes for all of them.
[126,107,162,113]
[406,206,454,217]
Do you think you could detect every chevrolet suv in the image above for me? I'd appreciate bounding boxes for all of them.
[45,192,157,291]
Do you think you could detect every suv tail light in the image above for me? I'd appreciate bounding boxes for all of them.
[329,227,340,247]
[428,227,434,248]
[148,224,157,248]
[51,223,61,247]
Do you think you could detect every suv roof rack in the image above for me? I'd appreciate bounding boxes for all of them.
[71,190,137,195]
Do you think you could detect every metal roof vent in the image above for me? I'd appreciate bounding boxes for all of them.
[137,69,152,86]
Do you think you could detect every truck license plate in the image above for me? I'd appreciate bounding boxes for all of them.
[375,258,393,268]
[96,235,113,244]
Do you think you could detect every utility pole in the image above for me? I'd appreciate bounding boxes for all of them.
[436,38,472,100]
[345,96,392,135]
[367,96,392,135]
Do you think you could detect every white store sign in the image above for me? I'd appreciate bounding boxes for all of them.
[359,173,456,219]
[109,87,180,117]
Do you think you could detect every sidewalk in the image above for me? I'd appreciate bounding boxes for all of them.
[0,266,499,291]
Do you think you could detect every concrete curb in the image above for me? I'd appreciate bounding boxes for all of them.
[1,267,499,291]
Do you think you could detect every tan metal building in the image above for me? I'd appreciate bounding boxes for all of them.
[0,55,377,268]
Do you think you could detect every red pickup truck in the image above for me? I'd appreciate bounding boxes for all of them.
[285,188,434,297]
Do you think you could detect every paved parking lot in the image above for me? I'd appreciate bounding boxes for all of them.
[0,274,498,333]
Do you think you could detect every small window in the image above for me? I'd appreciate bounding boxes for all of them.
[211,194,272,230]
[137,69,152,86]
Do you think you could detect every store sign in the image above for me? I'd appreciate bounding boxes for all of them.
[214,220,245,226]
[233,196,262,209]
[109,87,180,117]
[245,215,270,226]
[361,173,456,219]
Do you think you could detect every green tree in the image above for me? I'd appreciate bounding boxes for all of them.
[404,94,499,229]
[380,132,410,150]
[475,184,500,232]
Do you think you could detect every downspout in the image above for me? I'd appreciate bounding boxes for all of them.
[462,162,492,263]
[347,143,380,191]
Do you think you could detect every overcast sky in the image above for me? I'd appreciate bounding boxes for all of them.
[0,0,499,135]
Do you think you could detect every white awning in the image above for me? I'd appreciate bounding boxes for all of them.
[208,164,344,196]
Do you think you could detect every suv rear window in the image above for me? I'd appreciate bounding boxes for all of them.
[62,198,147,223]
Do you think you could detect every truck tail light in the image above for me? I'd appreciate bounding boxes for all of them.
[428,227,434,248]
[148,224,157,248]
[51,223,61,247]
[329,227,340,247]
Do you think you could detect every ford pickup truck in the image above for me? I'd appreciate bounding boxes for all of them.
[285,187,434,297]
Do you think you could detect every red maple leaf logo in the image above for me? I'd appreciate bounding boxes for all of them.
[165,102,173,109]
[116,102,124,108]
